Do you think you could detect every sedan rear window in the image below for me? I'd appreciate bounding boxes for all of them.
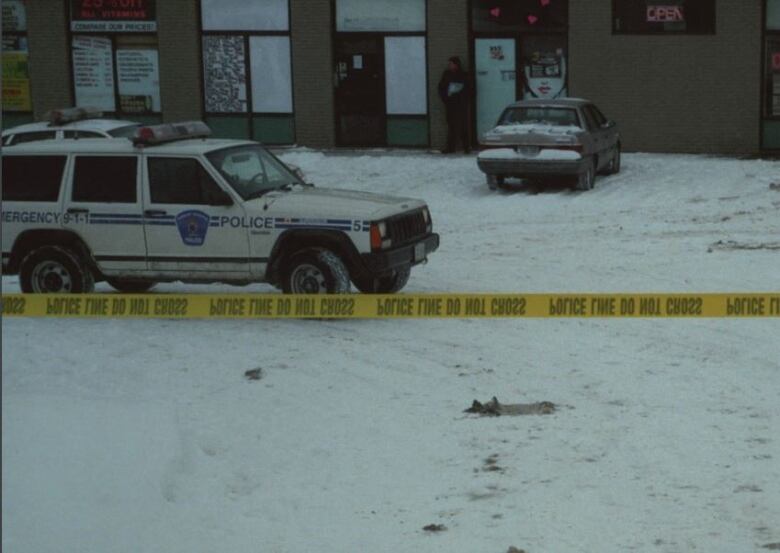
[499,107,581,128]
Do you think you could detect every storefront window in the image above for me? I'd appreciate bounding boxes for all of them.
[200,0,294,144]
[768,0,780,29]
[336,0,425,32]
[69,0,161,121]
[472,0,568,32]
[613,0,715,34]
[2,0,33,125]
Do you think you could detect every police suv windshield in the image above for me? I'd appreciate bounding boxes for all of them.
[206,145,303,200]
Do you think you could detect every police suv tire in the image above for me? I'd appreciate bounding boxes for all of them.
[19,245,95,294]
[106,278,156,293]
[575,158,596,191]
[354,266,411,294]
[282,249,351,294]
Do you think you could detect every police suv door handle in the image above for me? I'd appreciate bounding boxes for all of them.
[66,208,89,215]
[144,209,168,217]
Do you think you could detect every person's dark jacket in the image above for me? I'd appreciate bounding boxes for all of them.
[438,68,469,112]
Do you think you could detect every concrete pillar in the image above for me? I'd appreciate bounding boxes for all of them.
[157,0,203,122]
[427,0,470,151]
[290,0,335,148]
[25,2,72,119]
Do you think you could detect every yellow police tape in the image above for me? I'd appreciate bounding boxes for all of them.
[1,293,779,319]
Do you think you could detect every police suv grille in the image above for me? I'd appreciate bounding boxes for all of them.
[386,210,427,246]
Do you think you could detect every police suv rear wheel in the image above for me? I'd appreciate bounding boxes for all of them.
[282,249,351,294]
[20,245,95,294]
[106,278,156,293]
[354,267,411,293]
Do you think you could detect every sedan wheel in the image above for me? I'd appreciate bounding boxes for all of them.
[575,158,596,191]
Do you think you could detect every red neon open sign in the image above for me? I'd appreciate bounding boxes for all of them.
[647,5,685,22]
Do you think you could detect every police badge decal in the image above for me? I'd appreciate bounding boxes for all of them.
[176,210,211,246]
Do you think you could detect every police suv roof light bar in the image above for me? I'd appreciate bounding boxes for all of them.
[46,106,103,126]
[132,121,212,146]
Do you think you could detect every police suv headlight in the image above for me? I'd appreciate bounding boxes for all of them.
[422,208,432,232]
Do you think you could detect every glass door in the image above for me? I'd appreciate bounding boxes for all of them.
[335,36,386,146]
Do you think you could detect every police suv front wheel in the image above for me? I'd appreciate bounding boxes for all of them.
[282,249,351,294]
[19,245,95,294]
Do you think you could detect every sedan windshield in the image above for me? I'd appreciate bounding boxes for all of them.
[206,144,303,200]
[499,107,581,128]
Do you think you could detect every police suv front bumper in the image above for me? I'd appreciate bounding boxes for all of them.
[361,233,439,274]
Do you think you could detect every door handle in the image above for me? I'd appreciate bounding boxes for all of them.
[144,209,168,217]
[66,208,89,215]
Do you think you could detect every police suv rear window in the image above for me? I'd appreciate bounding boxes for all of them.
[72,156,138,203]
[2,155,67,202]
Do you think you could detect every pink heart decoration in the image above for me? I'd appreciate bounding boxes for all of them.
[540,0,550,6]
[490,7,500,17]
[527,14,538,24]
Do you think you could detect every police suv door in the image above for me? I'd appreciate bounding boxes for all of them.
[142,155,250,277]
[62,154,147,273]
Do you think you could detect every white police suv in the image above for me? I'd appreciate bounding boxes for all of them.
[1,122,439,294]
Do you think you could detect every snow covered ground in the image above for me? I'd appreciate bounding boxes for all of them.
[3,151,779,552]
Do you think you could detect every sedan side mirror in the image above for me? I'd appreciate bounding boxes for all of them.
[602,120,616,129]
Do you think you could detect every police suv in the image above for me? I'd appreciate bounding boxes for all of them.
[1,122,439,294]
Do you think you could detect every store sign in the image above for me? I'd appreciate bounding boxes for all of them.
[646,5,685,22]
[70,0,156,32]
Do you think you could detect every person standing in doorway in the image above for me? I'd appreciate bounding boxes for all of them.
[438,56,471,154]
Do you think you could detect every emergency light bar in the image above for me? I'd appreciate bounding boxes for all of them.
[132,121,212,146]
[46,106,103,126]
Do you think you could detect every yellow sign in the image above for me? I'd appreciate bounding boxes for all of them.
[2,294,779,319]
[1,51,31,111]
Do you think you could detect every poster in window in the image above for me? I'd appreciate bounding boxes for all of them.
[249,36,293,113]
[2,0,27,32]
[72,36,116,111]
[522,38,567,100]
[2,36,31,111]
[70,0,156,32]
[201,0,288,31]
[117,49,160,112]
[203,36,247,113]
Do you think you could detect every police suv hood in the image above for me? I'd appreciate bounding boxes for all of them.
[258,187,427,219]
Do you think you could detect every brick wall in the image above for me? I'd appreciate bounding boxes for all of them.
[290,0,335,148]
[427,0,470,151]
[569,0,762,154]
[157,0,203,122]
[26,2,72,119]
